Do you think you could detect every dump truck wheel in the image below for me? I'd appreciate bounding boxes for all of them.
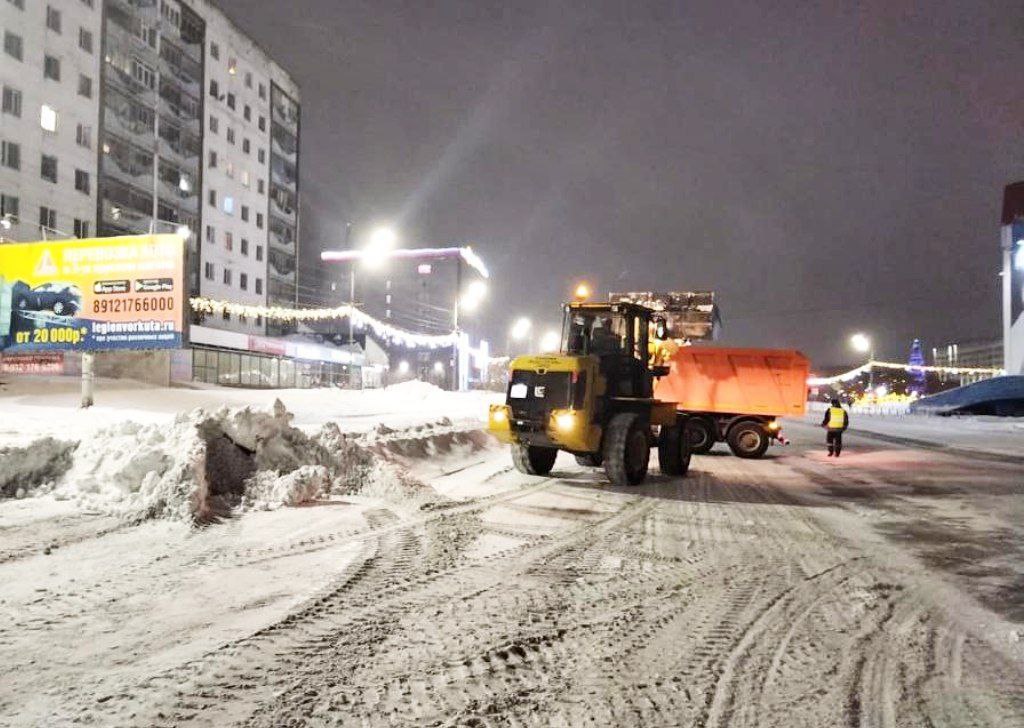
[603,413,649,486]
[685,417,715,454]
[575,453,602,467]
[727,422,769,459]
[658,425,691,476]
[512,443,558,475]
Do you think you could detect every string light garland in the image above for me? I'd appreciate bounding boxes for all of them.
[808,360,1005,387]
[189,297,458,348]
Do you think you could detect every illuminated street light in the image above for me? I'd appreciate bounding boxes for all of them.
[398,360,410,375]
[1016,239,1024,271]
[0,215,12,230]
[539,330,560,353]
[433,361,445,374]
[511,317,532,341]
[574,282,591,301]
[363,226,398,269]
[175,224,191,239]
[460,280,488,311]
[850,332,875,389]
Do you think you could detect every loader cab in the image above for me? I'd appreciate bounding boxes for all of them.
[562,302,655,399]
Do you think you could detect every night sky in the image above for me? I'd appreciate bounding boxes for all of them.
[222,0,1022,366]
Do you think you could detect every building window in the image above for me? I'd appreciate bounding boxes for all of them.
[209,115,218,134]
[208,189,216,206]
[256,245,263,261]
[1,194,19,217]
[75,169,91,194]
[205,225,214,243]
[257,149,265,164]
[255,278,263,295]
[73,218,89,238]
[78,74,92,98]
[245,71,252,89]
[241,170,250,188]
[241,238,249,256]
[242,138,250,154]
[79,27,93,53]
[46,6,62,33]
[208,150,217,168]
[4,32,23,61]
[76,124,91,148]
[74,169,90,194]
[2,86,22,117]
[258,115,266,132]
[223,196,234,214]
[257,179,265,194]
[228,58,237,76]
[258,83,266,100]
[225,231,233,250]
[227,92,235,110]
[225,161,234,179]
[40,154,57,183]
[1,141,20,170]
[223,268,231,285]
[131,59,155,89]
[204,261,214,280]
[209,79,219,98]
[7,0,25,10]
[240,273,248,291]
[80,0,93,7]
[210,42,219,59]
[243,104,251,121]
[256,213,263,229]
[40,104,57,131]
[44,55,61,81]
[39,206,57,230]
[240,205,249,222]
[226,128,235,145]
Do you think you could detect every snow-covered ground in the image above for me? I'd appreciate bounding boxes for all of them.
[1,378,1022,726]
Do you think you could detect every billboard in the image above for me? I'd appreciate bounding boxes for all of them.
[0,234,186,353]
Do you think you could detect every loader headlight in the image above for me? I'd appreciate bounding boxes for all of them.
[491,407,508,423]
[767,421,780,431]
[553,411,576,432]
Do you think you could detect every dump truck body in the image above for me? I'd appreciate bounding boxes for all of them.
[653,346,810,458]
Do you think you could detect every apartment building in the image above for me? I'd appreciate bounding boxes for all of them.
[1,0,102,242]
[1,0,300,336]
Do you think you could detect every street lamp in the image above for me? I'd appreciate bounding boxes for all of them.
[508,317,532,355]
[850,332,875,390]
[363,226,398,269]
[539,329,560,353]
[460,280,488,311]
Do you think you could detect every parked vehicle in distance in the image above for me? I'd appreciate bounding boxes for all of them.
[11,281,83,316]
[653,346,810,458]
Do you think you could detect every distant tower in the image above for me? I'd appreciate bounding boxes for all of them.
[908,338,926,395]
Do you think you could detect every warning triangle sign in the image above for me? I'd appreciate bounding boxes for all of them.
[35,249,57,276]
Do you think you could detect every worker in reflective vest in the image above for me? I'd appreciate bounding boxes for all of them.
[821,398,850,457]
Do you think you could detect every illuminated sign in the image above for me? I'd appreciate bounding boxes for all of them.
[0,234,186,352]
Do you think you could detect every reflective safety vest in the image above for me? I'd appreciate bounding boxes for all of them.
[827,407,846,430]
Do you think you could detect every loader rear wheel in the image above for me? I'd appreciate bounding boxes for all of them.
[512,443,558,476]
[658,424,691,476]
[574,453,602,467]
[685,417,715,454]
[603,413,649,486]
[727,422,770,459]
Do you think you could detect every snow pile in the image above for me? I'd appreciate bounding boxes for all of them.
[3,400,491,523]
[0,438,77,498]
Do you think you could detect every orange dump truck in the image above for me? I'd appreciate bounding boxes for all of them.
[653,346,810,458]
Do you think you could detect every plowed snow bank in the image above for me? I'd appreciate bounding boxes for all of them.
[3,400,492,523]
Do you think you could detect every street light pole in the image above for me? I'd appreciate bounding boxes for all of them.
[452,255,462,391]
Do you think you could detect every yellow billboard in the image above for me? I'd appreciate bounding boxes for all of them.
[0,234,186,352]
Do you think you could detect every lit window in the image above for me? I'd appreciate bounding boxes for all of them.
[40,105,57,131]
[223,196,234,214]
[228,58,237,75]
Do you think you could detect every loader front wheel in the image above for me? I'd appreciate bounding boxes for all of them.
[603,413,649,486]
[512,443,558,476]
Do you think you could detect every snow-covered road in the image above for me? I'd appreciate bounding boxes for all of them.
[0,382,1022,726]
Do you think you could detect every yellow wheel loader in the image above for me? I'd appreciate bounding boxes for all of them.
[488,299,692,486]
